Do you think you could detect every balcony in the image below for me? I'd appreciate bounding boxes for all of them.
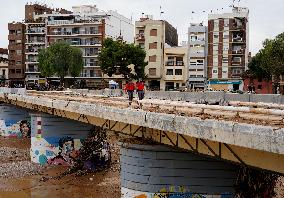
[26,29,45,34]
[232,49,244,54]
[48,30,101,36]
[70,41,102,47]
[136,33,145,41]
[25,60,39,64]
[26,69,40,73]
[85,62,100,67]
[26,40,45,45]
[232,37,244,43]
[166,61,174,66]
[83,52,100,57]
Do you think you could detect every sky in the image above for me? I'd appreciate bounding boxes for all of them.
[1,0,283,55]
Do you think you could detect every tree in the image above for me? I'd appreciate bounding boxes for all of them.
[98,38,147,79]
[243,32,284,93]
[38,41,84,84]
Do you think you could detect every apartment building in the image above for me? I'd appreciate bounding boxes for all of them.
[188,23,208,90]
[8,23,26,86]
[135,16,178,90]
[25,4,71,84]
[0,48,8,83]
[207,7,249,91]
[163,46,188,90]
[45,5,133,86]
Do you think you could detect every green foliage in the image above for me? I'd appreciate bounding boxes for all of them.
[246,32,284,84]
[99,38,147,79]
[38,41,84,82]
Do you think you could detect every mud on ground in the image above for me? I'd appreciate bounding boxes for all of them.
[0,133,121,198]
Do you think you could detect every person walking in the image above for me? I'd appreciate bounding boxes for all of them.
[136,79,145,108]
[124,79,135,106]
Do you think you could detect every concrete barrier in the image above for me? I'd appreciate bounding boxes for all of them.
[250,94,281,104]
[224,93,250,102]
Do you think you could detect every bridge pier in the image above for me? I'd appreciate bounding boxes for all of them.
[120,143,238,198]
[30,113,93,165]
[0,104,31,137]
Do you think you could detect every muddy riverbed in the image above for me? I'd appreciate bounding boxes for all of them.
[0,135,284,198]
[0,135,121,198]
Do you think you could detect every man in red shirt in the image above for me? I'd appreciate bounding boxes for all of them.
[124,79,135,106]
[136,79,145,101]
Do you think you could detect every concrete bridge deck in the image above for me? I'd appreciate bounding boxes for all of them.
[0,91,283,174]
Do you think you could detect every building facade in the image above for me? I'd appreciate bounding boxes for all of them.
[9,3,133,87]
[207,7,249,91]
[45,5,133,87]
[25,4,71,85]
[135,16,178,90]
[0,48,8,83]
[162,47,188,91]
[8,23,26,86]
[188,23,208,90]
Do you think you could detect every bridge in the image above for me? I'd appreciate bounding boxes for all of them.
[0,89,283,197]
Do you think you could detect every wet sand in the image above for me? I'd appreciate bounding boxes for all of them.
[0,135,120,198]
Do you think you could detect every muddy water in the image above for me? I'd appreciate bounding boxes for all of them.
[0,168,120,198]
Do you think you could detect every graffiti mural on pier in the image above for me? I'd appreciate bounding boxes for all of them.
[31,136,82,165]
[0,119,31,138]
[122,186,232,198]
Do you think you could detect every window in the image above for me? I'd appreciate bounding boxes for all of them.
[190,75,197,77]
[223,44,229,51]
[222,57,228,63]
[16,30,21,35]
[223,32,229,39]
[149,55,156,62]
[16,61,21,65]
[213,32,219,39]
[139,30,144,34]
[139,43,145,49]
[166,57,174,66]
[9,69,15,74]
[224,19,229,27]
[175,69,182,75]
[213,69,218,74]
[190,35,197,41]
[197,69,204,71]
[232,69,241,74]
[16,50,22,55]
[213,57,218,64]
[232,57,241,62]
[189,69,196,71]
[197,60,204,65]
[214,20,219,28]
[257,85,262,90]
[2,69,6,76]
[166,69,173,75]
[197,75,203,77]
[16,69,21,74]
[149,42,157,49]
[149,68,156,76]
[150,29,157,36]
[16,40,22,44]
[213,44,218,51]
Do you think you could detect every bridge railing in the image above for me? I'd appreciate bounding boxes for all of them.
[70,89,284,104]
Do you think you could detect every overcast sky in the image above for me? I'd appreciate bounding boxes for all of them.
[1,0,283,55]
